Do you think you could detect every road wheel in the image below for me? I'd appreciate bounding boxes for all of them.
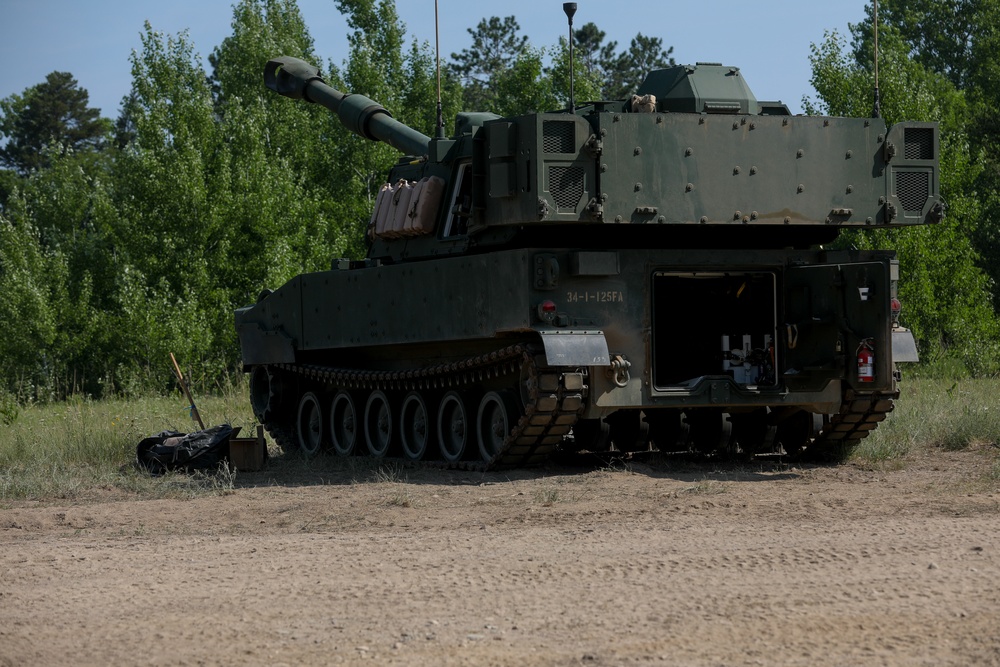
[364,390,393,458]
[477,391,517,463]
[295,391,324,457]
[329,390,358,456]
[438,391,469,463]
[400,391,432,461]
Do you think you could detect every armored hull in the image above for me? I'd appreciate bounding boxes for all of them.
[237,56,941,468]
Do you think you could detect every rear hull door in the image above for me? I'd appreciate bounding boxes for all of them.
[783,261,893,393]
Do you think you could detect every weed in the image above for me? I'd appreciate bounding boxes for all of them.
[597,458,633,474]
[370,463,405,484]
[385,489,414,507]
[850,427,913,466]
[534,487,560,505]
[680,479,726,495]
[0,390,18,426]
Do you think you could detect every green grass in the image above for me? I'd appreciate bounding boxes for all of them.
[2,377,999,502]
[850,377,1000,466]
[0,383,256,503]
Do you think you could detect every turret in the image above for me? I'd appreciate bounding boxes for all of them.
[263,54,942,262]
[264,56,432,157]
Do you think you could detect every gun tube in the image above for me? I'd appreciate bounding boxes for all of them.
[264,56,431,157]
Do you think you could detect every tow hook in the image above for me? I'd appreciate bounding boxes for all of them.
[608,354,631,388]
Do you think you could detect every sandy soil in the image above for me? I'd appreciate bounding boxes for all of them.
[2,448,999,667]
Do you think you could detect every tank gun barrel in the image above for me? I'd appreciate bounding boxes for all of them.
[264,56,431,157]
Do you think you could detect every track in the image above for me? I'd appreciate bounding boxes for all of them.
[806,388,898,460]
[259,345,588,471]
[256,346,897,467]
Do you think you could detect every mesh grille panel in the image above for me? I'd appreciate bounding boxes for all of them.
[896,171,929,214]
[904,128,934,160]
[549,166,584,209]
[543,121,575,153]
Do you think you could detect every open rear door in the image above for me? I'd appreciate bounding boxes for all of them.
[783,261,893,393]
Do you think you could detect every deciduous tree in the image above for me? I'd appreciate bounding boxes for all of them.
[807,27,1000,374]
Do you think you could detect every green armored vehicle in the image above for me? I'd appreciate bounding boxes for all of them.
[236,46,941,468]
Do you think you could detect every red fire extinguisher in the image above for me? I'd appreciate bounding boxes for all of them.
[857,339,875,383]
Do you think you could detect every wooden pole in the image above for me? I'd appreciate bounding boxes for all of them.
[170,353,206,431]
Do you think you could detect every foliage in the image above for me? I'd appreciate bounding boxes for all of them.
[572,23,675,100]
[0,214,59,398]
[449,15,530,111]
[0,71,111,174]
[870,0,1000,331]
[0,0,466,403]
[806,26,1000,375]
[0,3,339,399]
[491,46,558,117]
[110,24,227,384]
[866,0,1000,312]
[328,0,461,252]
[545,37,605,110]
[863,0,1000,93]
[6,0,998,411]
[450,16,676,114]
[600,33,675,101]
[574,22,617,80]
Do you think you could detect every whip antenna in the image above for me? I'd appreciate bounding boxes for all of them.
[872,0,881,118]
[435,0,445,137]
[564,3,577,112]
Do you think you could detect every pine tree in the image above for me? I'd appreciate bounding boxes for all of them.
[0,72,109,173]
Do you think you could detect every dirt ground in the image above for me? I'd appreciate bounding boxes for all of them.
[2,448,999,667]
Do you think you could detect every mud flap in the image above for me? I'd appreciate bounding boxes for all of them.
[891,327,919,362]
[537,331,610,366]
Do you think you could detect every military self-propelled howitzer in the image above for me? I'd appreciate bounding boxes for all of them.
[236,20,942,468]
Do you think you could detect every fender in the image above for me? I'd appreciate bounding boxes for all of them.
[236,318,296,366]
[536,330,610,367]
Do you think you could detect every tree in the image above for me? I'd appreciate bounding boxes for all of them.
[0,72,110,173]
[574,22,616,80]
[449,16,529,111]
[0,90,118,398]
[861,0,1000,311]
[328,0,461,255]
[113,10,347,383]
[569,24,677,100]
[601,34,674,100]
[491,47,558,117]
[449,17,676,112]
[806,27,1000,375]
[544,37,604,111]
[106,24,223,381]
[0,213,60,398]
[866,0,1000,91]
[0,0,467,399]
[209,0,319,112]
[208,0,349,288]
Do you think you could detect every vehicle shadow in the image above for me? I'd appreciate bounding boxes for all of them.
[229,448,806,489]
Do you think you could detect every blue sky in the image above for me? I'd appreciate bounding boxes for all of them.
[1,0,871,120]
